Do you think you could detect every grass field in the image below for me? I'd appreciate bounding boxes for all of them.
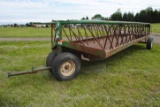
[0,27,90,38]
[0,27,51,38]
[151,23,160,33]
[0,23,159,38]
[0,41,160,107]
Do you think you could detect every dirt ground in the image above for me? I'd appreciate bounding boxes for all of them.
[151,33,160,44]
[0,33,160,44]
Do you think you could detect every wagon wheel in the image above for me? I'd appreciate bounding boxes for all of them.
[146,37,153,50]
[46,51,57,67]
[51,52,81,81]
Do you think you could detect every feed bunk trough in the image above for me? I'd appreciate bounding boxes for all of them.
[8,20,153,81]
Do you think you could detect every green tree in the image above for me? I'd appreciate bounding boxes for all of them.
[134,13,139,22]
[122,13,128,21]
[86,16,89,20]
[92,14,103,19]
[110,9,122,21]
[145,7,154,22]
[81,17,85,20]
[14,23,18,27]
[127,12,134,21]
[153,9,159,23]
[139,10,147,22]
[158,10,160,22]
[135,7,159,23]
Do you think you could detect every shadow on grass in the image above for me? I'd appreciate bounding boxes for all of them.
[45,44,147,81]
[80,44,146,74]
[12,44,147,82]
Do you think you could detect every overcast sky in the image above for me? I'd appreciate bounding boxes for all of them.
[0,0,160,24]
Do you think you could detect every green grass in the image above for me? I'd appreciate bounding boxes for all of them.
[151,23,160,33]
[0,41,160,107]
[0,27,101,38]
[0,27,88,38]
[0,27,51,38]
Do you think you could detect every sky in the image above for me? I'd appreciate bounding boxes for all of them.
[0,0,160,25]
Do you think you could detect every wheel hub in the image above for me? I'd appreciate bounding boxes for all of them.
[60,60,76,76]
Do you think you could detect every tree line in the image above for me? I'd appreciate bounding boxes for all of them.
[82,7,160,23]
[109,7,160,23]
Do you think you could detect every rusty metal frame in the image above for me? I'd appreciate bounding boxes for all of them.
[50,20,150,61]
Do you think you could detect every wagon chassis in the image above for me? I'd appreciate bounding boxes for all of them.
[8,20,153,81]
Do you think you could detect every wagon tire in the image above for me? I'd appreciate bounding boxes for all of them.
[51,52,81,81]
[146,37,153,50]
[46,51,57,67]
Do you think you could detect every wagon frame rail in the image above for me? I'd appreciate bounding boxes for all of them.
[50,20,150,57]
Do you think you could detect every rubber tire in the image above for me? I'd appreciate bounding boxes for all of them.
[146,37,153,50]
[46,51,57,67]
[51,52,81,81]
